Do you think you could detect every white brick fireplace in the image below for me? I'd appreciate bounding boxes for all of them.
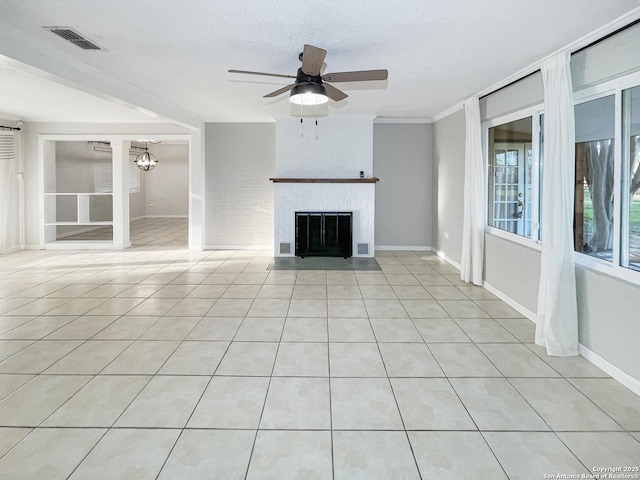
[273,116,376,257]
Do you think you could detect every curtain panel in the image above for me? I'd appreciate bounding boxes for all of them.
[0,132,20,255]
[536,52,579,356]
[460,96,485,285]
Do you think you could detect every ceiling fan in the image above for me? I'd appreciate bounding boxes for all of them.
[229,44,388,105]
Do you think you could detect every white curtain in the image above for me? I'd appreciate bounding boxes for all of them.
[460,96,485,285]
[0,132,21,254]
[536,52,579,356]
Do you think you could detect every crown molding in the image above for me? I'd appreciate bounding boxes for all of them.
[373,117,432,124]
[432,103,464,123]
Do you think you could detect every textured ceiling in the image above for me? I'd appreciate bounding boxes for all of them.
[0,0,639,123]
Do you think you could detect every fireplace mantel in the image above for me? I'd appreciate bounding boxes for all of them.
[269,177,379,183]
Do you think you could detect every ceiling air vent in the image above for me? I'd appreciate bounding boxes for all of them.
[43,26,104,51]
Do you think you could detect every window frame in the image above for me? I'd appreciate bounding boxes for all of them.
[480,69,640,285]
[483,104,544,251]
[572,69,640,285]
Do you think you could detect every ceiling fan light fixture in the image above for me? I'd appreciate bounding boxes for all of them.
[134,150,158,171]
[289,83,329,105]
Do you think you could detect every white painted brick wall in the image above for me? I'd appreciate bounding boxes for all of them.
[274,116,376,257]
[205,124,275,247]
[276,117,374,178]
[274,184,375,257]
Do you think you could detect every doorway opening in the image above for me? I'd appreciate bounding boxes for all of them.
[129,141,189,249]
[40,134,200,251]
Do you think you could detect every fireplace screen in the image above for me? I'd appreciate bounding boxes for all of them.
[295,212,352,258]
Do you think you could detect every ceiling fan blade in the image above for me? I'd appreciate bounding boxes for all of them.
[323,83,348,102]
[301,44,327,76]
[264,84,296,98]
[322,69,388,83]
[229,69,296,79]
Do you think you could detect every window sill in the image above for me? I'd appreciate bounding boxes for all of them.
[573,253,640,287]
[484,226,542,252]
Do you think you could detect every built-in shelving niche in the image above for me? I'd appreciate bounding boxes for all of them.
[43,140,115,248]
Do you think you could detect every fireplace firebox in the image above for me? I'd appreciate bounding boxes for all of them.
[295,212,352,258]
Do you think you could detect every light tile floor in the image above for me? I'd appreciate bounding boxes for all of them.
[0,228,638,478]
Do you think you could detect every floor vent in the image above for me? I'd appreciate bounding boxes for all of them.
[44,26,104,50]
[279,242,291,254]
[357,243,369,255]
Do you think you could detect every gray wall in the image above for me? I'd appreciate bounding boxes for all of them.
[144,143,189,217]
[373,123,432,248]
[576,268,640,380]
[130,172,146,219]
[432,109,465,263]
[484,233,541,312]
[205,123,275,247]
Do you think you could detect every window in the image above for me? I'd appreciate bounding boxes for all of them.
[94,157,113,193]
[486,113,542,242]
[573,95,615,262]
[573,79,640,279]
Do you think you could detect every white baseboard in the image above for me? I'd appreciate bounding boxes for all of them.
[205,245,273,250]
[432,248,462,271]
[44,240,119,250]
[579,344,640,396]
[0,245,22,255]
[483,282,640,396]
[375,245,433,251]
[483,281,537,323]
[130,215,187,222]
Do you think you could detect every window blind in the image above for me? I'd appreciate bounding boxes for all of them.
[0,132,15,161]
[572,21,640,91]
[93,156,140,193]
[479,72,544,122]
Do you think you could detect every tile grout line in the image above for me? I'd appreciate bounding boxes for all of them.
[326,285,335,480]
[153,313,239,479]
[240,261,285,480]
[0,244,639,476]
[369,252,423,479]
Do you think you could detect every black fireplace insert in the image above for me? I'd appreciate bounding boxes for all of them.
[295,212,353,258]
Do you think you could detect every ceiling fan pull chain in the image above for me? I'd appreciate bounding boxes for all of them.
[300,116,303,138]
